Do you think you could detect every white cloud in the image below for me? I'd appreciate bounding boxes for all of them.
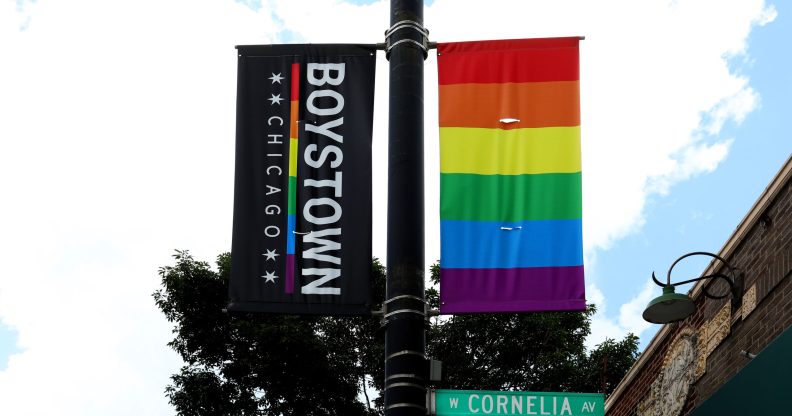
[705,87,760,135]
[647,138,734,195]
[586,281,655,349]
[616,281,656,338]
[271,0,389,43]
[0,0,280,414]
[0,0,777,414]
[585,284,623,349]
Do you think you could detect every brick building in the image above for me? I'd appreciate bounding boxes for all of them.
[605,154,792,416]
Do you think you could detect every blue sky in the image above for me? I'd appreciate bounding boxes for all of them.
[588,1,792,347]
[0,0,789,414]
[0,323,19,371]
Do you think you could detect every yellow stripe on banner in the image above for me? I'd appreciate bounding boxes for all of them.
[440,126,581,175]
[289,137,298,177]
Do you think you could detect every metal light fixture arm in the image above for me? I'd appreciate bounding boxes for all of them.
[651,251,740,302]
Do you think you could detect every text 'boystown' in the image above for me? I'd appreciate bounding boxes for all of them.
[229,43,375,316]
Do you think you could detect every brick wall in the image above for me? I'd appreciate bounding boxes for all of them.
[606,164,792,416]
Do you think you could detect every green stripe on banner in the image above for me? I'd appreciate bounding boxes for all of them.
[287,176,297,215]
[441,172,581,221]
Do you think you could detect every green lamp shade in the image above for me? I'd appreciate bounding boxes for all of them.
[642,285,695,324]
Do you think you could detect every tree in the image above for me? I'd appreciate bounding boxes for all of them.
[154,252,639,415]
[153,251,384,416]
[573,335,641,395]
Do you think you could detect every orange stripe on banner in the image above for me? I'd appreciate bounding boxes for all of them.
[290,101,299,139]
[439,81,579,129]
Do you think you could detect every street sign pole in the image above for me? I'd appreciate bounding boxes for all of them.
[384,0,428,414]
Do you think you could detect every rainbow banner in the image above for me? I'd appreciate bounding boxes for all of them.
[437,37,585,314]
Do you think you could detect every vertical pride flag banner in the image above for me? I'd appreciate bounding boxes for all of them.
[229,44,376,315]
[437,37,585,314]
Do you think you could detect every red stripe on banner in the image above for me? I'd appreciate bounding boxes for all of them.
[438,37,579,85]
[290,63,300,99]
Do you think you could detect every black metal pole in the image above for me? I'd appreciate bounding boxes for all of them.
[384,0,427,415]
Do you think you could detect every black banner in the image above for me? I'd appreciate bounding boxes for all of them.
[229,44,375,315]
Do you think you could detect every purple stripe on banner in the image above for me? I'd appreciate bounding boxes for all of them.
[285,254,295,294]
[439,266,586,313]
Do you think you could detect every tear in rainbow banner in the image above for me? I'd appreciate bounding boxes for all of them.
[437,37,586,314]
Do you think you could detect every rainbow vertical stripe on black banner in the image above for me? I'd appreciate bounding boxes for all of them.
[437,37,586,314]
[286,63,299,294]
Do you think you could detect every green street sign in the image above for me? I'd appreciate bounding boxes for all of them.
[431,389,604,416]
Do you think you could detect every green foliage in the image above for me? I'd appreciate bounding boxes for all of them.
[153,251,383,416]
[574,335,641,395]
[154,253,639,415]
[428,309,592,392]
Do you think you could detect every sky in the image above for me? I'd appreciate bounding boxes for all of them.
[0,0,790,414]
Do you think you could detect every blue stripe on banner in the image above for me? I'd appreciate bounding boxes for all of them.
[286,214,296,255]
[440,218,583,268]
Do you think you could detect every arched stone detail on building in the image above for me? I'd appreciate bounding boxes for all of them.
[637,328,697,416]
